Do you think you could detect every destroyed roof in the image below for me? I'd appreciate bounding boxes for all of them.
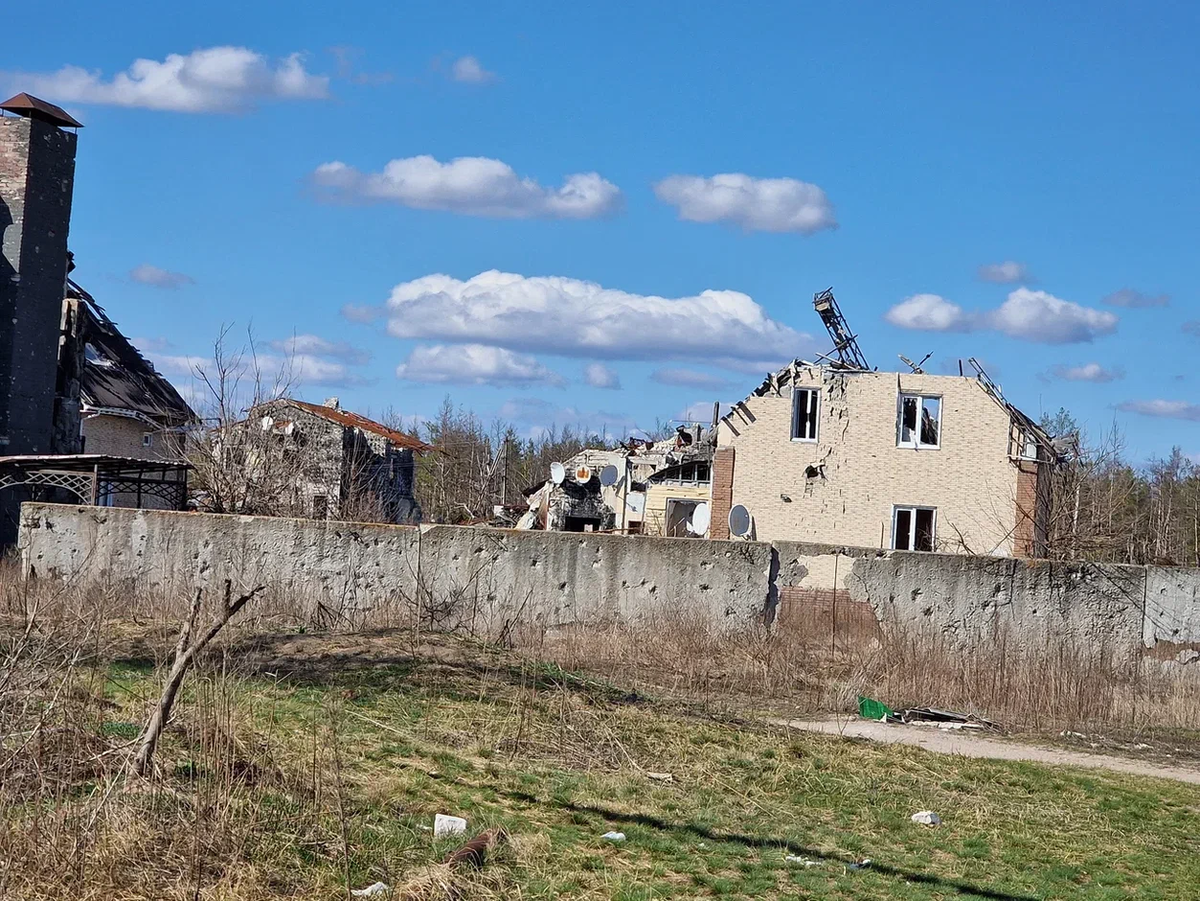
[723,357,1060,462]
[274,399,433,452]
[69,281,196,426]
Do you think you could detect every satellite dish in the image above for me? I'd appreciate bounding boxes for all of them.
[260,415,274,431]
[599,464,619,487]
[284,421,296,436]
[549,462,566,485]
[688,502,711,535]
[574,464,592,484]
[728,504,752,538]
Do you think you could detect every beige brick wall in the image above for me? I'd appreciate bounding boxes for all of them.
[82,413,177,459]
[717,368,1024,555]
[643,483,712,537]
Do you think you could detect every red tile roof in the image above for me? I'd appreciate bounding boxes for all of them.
[284,399,432,452]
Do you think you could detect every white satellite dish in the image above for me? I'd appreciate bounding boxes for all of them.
[260,415,274,431]
[599,464,619,487]
[574,464,592,484]
[688,502,711,535]
[549,462,566,485]
[728,504,752,538]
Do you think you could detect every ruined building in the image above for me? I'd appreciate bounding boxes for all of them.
[252,398,430,524]
[1,95,195,542]
[59,279,195,461]
[711,362,1057,556]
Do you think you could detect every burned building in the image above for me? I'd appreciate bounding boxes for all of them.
[58,279,196,462]
[0,94,195,540]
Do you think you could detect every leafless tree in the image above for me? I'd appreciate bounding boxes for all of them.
[182,325,315,516]
[131,580,264,777]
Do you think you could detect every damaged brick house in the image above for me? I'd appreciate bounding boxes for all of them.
[711,361,1058,557]
[250,397,430,524]
[57,279,196,462]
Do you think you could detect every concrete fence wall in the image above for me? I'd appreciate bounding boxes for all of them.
[16,503,1200,662]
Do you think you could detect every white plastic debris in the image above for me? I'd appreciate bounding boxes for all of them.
[785,854,819,867]
[911,810,941,826]
[601,831,626,842]
[351,883,391,898]
[849,858,873,870]
[434,814,468,838]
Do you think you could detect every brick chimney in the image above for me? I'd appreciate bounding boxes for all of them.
[0,94,80,541]
[0,94,80,455]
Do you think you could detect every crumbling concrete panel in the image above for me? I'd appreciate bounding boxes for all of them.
[1144,567,1200,655]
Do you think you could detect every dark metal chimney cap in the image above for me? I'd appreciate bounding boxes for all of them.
[0,93,84,128]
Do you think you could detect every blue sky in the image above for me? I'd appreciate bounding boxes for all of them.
[5,1,1198,459]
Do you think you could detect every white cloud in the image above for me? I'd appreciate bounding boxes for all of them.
[1116,400,1200,422]
[654,173,837,234]
[9,47,329,113]
[268,334,370,365]
[978,261,1032,284]
[1048,362,1124,383]
[395,344,563,386]
[450,55,495,84]
[152,354,208,378]
[289,354,373,387]
[884,294,970,332]
[498,397,641,436]
[381,270,816,367]
[583,363,621,389]
[129,264,194,289]
[651,368,732,389]
[884,287,1117,344]
[312,156,621,219]
[679,401,727,423]
[989,288,1117,343]
[1103,288,1169,308]
[151,334,371,389]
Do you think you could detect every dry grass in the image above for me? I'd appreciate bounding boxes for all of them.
[1,564,1199,898]
[522,603,1200,737]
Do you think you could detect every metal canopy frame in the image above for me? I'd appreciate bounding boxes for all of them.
[0,455,190,510]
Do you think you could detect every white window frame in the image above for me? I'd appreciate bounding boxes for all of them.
[142,432,154,448]
[791,387,820,443]
[892,505,937,552]
[897,393,942,449]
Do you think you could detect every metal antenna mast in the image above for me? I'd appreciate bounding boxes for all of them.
[812,288,870,370]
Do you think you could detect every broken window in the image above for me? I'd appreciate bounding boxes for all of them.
[791,388,819,442]
[893,505,936,552]
[898,394,940,448]
[665,499,703,538]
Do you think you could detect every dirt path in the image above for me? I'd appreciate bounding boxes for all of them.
[776,717,1200,785]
